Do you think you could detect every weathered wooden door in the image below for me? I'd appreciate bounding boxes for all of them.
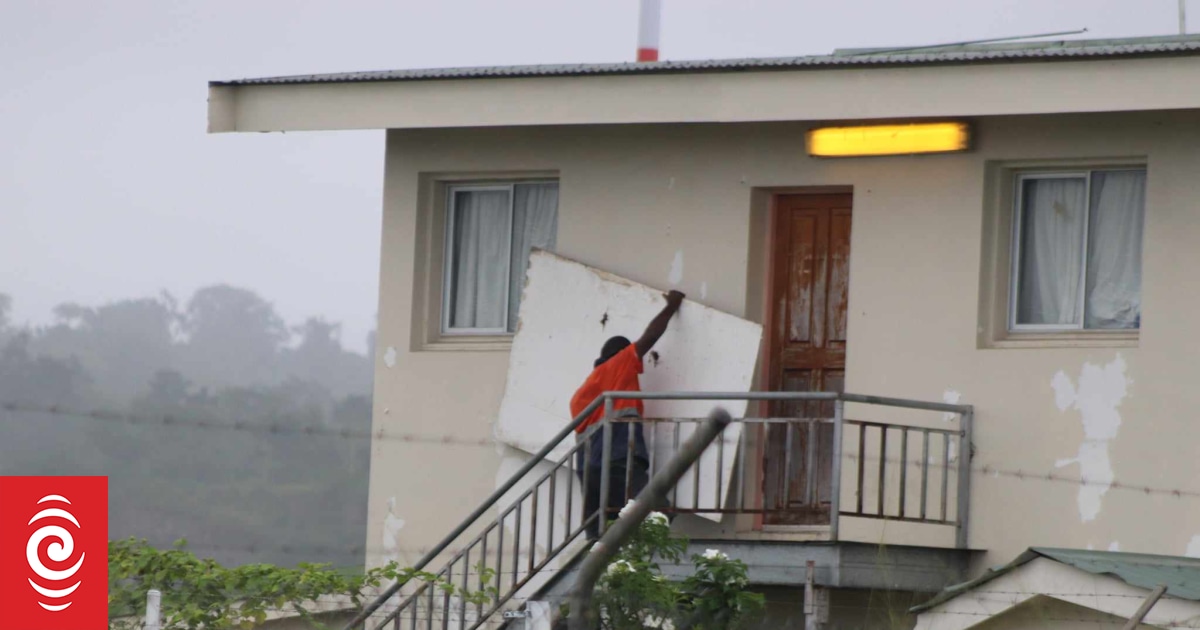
[762,193,851,525]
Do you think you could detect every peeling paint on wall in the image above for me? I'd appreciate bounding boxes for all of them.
[668,250,684,286]
[942,389,962,423]
[1051,354,1129,523]
[382,496,405,566]
[700,281,708,300]
[1186,535,1200,558]
[383,347,397,368]
[1108,541,1120,552]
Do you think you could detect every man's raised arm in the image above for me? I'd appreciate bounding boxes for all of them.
[634,290,685,359]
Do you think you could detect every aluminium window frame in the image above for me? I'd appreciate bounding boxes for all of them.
[440,180,558,336]
[1008,168,1145,333]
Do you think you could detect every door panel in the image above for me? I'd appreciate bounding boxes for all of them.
[763,193,852,526]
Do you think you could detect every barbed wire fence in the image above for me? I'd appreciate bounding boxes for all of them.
[8,398,1200,499]
[7,399,1200,627]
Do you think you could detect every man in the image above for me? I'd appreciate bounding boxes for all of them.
[570,289,685,540]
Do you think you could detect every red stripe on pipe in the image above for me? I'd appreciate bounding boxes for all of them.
[637,48,659,62]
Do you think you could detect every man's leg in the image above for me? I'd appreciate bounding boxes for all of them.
[582,464,602,541]
[628,457,650,501]
[607,461,629,523]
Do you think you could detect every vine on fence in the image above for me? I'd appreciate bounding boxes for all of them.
[110,511,760,630]
[107,538,494,630]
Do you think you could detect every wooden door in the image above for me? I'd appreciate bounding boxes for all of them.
[762,193,851,525]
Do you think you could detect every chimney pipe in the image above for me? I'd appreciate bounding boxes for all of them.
[637,0,661,61]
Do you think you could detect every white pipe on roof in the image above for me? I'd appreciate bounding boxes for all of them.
[637,0,661,62]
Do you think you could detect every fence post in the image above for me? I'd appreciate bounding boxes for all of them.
[955,408,973,549]
[829,399,844,542]
[598,396,614,537]
[143,589,161,630]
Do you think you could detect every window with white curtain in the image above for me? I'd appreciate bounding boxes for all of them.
[1011,169,1145,331]
[443,182,559,334]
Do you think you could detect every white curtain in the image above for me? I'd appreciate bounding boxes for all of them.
[1017,178,1088,325]
[508,183,559,330]
[1085,171,1145,329]
[449,189,510,329]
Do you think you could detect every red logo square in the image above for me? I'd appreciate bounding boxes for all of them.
[0,476,108,630]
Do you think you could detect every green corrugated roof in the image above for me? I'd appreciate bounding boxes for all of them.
[911,547,1200,613]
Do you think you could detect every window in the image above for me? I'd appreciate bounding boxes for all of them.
[442,182,559,335]
[1010,169,1145,331]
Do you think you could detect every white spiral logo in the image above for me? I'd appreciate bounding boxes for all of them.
[26,494,85,612]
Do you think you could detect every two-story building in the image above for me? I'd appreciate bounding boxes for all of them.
[209,34,1200,629]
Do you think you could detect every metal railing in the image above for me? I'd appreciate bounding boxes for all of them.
[346,391,973,630]
[344,395,606,630]
[598,392,974,548]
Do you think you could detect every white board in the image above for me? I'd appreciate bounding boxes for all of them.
[495,250,763,521]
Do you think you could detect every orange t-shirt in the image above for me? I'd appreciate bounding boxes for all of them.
[570,344,644,433]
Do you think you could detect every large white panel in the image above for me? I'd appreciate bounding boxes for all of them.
[495,250,762,521]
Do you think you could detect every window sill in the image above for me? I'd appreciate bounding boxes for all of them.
[984,331,1139,350]
[418,334,514,352]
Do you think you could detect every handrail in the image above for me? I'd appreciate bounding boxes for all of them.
[600,390,973,415]
[600,390,974,548]
[345,389,976,628]
[341,395,605,630]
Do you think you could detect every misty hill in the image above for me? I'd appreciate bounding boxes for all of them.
[0,286,373,569]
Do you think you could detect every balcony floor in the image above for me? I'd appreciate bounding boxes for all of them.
[659,540,977,593]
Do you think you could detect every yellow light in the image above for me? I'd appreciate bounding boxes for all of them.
[806,122,970,157]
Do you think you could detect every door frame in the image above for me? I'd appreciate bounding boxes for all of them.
[753,186,853,532]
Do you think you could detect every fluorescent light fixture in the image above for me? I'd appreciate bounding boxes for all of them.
[806,122,970,157]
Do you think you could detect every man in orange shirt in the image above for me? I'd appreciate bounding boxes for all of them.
[570,290,685,540]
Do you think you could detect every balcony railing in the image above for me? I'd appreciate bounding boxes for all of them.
[596,391,974,549]
[347,391,972,630]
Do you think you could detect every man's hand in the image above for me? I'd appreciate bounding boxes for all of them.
[637,290,687,359]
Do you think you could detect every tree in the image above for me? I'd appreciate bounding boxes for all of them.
[281,317,373,400]
[0,292,11,333]
[180,285,289,390]
[0,331,92,406]
[0,286,375,571]
[32,296,179,404]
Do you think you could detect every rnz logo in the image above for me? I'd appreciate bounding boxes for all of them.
[27,494,87,611]
[1,476,108,630]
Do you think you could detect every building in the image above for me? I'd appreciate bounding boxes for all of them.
[209,34,1200,629]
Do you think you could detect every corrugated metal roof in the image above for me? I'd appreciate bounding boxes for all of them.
[911,547,1200,613]
[213,34,1200,86]
[1037,547,1200,600]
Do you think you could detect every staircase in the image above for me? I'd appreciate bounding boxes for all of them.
[345,397,608,630]
[345,390,975,630]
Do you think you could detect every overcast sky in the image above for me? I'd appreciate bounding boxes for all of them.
[0,0,1187,353]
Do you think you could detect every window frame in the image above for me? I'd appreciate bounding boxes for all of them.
[1007,167,1146,334]
[440,180,559,337]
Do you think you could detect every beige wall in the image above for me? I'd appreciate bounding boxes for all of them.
[368,110,1200,581]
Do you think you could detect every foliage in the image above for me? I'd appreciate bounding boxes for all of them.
[108,538,495,630]
[676,550,763,629]
[587,508,764,630]
[0,287,376,570]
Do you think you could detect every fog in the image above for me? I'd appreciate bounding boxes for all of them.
[0,0,1183,568]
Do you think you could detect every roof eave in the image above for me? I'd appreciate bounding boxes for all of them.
[210,42,1200,87]
[207,53,1200,134]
